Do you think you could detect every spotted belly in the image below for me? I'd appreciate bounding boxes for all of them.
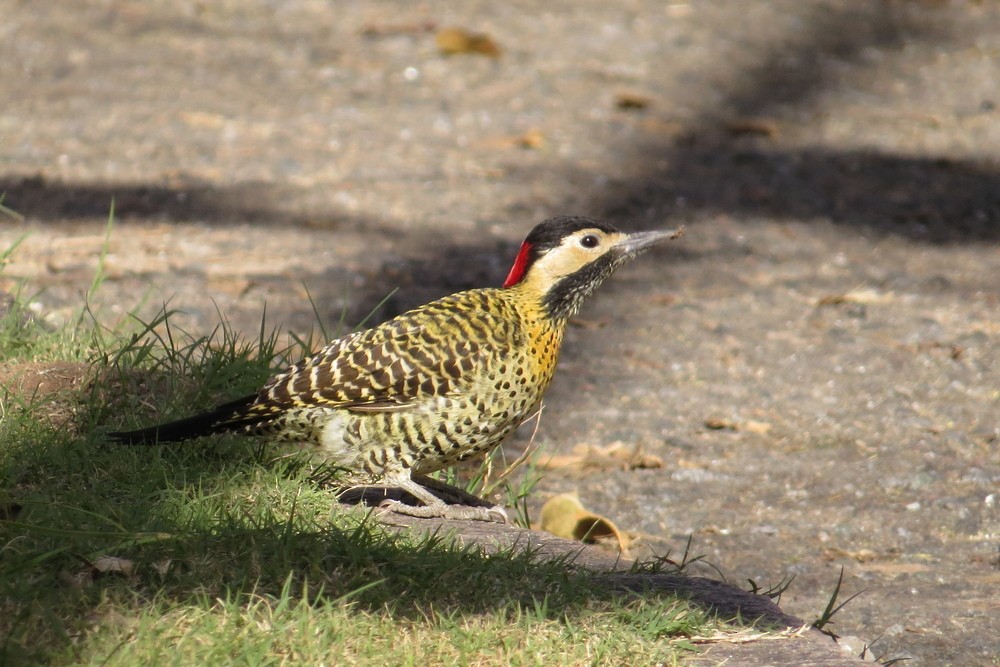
[290,391,539,480]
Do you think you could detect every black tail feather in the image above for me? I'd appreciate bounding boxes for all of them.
[107,394,262,444]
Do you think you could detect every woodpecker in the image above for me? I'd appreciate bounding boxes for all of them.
[109,217,683,521]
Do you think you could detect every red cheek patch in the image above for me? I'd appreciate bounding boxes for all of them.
[503,242,533,287]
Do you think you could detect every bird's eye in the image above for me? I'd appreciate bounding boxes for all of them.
[580,234,600,249]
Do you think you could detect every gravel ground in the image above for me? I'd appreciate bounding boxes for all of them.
[2,1,999,664]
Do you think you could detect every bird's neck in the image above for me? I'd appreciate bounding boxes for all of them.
[504,277,580,327]
[507,264,606,323]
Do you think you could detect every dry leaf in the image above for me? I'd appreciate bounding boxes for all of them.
[568,316,609,330]
[538,441,663,475]
[91,556,135,577]
[823,547,886,563]
[911,341,965,360]
[360,20,436,38]
[817,288,894,307]
[725,118,779,138]
[477,129,546,151]
[538,493,630,552]
[704,417,738,431]
[511,128,545,149]
[436,27,501,58]
[179,111,227,129]
[704,418,773,434]
[615,92,652,110]
[639,117,685,137]
[859,562,932,575]
[744,420,772,435]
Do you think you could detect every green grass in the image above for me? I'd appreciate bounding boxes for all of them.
[0,253,727,666]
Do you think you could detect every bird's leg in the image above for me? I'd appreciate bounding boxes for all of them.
[377,475,509,523]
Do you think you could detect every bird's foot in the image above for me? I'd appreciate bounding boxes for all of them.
[377,499,509,524]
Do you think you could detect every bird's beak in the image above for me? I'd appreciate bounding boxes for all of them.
[615,227,685,256]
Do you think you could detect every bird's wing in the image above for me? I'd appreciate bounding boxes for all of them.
[253,299,508,414]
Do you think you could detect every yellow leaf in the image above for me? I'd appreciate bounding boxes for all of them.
[539,493,630,552]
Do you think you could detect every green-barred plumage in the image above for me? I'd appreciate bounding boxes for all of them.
[109,216,682,520]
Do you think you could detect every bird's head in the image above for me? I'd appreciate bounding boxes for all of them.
[503,216,683,321]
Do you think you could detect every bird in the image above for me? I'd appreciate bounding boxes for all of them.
[109,216,683,521]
